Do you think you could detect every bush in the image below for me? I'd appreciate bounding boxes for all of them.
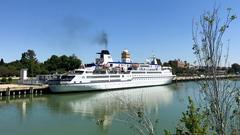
[164,97,209,135]
[1,77,7,83]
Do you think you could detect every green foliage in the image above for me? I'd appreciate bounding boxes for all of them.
[192,7,239,135]
[20,49,39,77]
[44,54,81,74]
[1,77,7,83]
[164,130,172,135]
[0,50,82,77]
[162,62,170,67]
[0,60,23,77]
[0,66,10,77]
[0,77,13,84]
[165,97,209,135]
[231,63,240,73]
[0,58,4,65]
[178,97,209,134]
[39,63,49,74]
[7,77,12,84]
[21,49,37,63]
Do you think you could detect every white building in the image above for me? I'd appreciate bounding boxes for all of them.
[20,69,28,80]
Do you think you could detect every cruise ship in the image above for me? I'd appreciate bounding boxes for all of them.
[48,49,175,93]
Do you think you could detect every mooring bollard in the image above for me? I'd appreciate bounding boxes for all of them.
[6,87,10,96]
[24,91,27,95]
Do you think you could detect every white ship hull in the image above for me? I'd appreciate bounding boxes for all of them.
[49,75,175,93]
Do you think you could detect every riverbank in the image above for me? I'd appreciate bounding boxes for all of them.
[173,74,240,82]
[0,74,239,96]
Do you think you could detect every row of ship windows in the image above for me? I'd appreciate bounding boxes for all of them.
[79,75,161,79]
[83,75,134,79]
[81,75,161,79]
[132,72,162,74]
[73,78,157,83]
[84,75,121,79]
[133,75,162,77]
[91,79,121,83]
[133,78,160,80]
[73,79,124,83]
[73,77,160,83]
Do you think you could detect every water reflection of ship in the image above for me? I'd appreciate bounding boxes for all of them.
[46,86,174,129]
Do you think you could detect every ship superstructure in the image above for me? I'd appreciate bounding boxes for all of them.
[48,49,175,92]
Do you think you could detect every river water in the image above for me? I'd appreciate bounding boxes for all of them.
[0,81,236,135]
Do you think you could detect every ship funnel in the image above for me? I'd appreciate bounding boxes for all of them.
[96,50,113,65]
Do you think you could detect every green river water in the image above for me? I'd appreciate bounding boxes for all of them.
[0,81,238,135]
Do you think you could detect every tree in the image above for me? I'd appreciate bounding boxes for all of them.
[6,60,23,76]
[231,63,240,73]
[106,93,158,135]
[21,49,37,62]
[163,62,170,67]
[20,49,39,77]
[0,50,82,77]
[7,77,12,84]
[0,58,4,65]
[44,55,60,72]
[44,54,81,73]
[68,54,81,71]
[192,8,239,135]
[0,66,8,77]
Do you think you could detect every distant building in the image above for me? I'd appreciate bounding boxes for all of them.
[121,49,131,63]
[169,59,189,69]
[191,65,229,75]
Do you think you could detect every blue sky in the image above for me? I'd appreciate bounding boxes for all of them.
[0,0,239,65]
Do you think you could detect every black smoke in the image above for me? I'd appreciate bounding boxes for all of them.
[95,31,108,49]
[62,16,91,38]
[62,16,109,49]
